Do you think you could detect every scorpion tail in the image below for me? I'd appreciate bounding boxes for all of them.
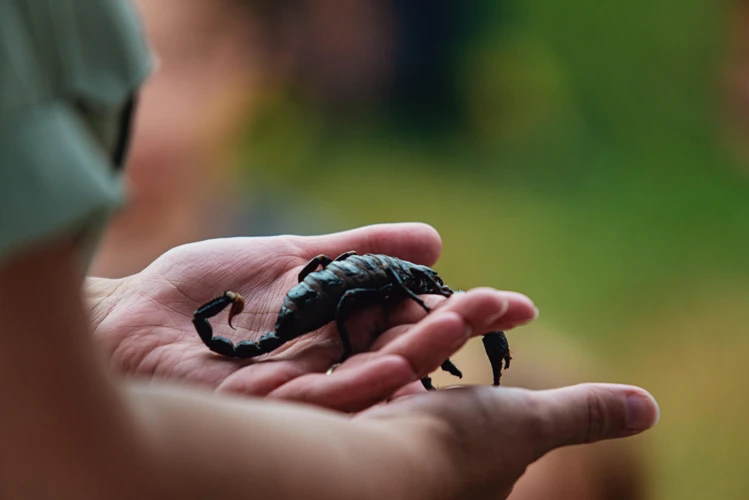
[192,291,245,332]
[193,291,283,359]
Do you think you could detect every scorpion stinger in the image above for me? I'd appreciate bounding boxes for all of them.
[226,292,245,329]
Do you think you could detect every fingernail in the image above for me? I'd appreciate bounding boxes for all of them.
[626,393,660,431]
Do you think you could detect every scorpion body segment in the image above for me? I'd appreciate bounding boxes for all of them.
[192,251,513,388]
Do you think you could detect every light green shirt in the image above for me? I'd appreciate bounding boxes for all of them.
[0,0,152,267]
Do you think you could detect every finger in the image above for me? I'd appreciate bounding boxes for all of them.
[215,339,342,397]
[526,383,660,457]
[372,289,537,354]
[388,380,429,400]
[381,383,659,461]
[216,360,308,397]
[358,382,658,495]
[293,223,443,267]
[266,354,416,413]
[376,310,470,379]
[383,288,538,335]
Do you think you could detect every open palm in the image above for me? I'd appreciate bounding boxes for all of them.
[92,223,537,412]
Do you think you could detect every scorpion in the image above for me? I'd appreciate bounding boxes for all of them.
[192,251,512,390]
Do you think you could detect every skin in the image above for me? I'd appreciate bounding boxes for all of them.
[0,233,659,500]
[87,223,538,412]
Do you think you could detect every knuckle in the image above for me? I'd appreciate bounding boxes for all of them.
[585,387,609,443]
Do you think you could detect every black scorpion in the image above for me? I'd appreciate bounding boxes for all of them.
[192,251,512,389]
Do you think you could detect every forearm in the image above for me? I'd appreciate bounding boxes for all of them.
[0,240,173,498]
[0,240,451,500]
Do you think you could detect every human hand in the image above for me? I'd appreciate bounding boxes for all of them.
[90,223,537,411]
[129,376,659,500]
[354,382,660,499]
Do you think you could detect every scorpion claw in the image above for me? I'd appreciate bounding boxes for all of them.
[482,331,511,386]
[225,291,246,330]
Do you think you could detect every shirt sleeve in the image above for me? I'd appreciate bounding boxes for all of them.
[0,100,124,260]
[0,0,152,265]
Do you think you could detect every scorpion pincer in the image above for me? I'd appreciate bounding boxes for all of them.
[192,251,512,390]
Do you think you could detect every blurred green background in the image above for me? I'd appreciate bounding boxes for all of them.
[235,1,749,498]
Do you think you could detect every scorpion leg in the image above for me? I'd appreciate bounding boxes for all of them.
[427,282,465,380]
[425,330,512,388]
[298,251,358,282]
[414,269,455,298]
[384,266,432,312]
[383,268,466,388]
[192,291,286,358]
[421,376,436,391]
[418,360,464,391]
[333,250,358,261]
[482,331,511,386]
[334,287,383,363]
[298,255,333,282]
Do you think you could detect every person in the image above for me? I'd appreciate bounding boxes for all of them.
[0,2,659,499]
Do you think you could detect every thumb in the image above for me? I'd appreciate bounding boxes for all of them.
[356,383,658,498]
[528,383,660,458]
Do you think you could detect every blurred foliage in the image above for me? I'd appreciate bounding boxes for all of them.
[237,1,749,498]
